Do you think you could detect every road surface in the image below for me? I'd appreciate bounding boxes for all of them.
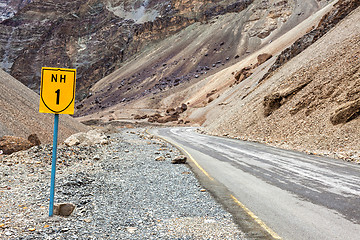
[150,127,360,240]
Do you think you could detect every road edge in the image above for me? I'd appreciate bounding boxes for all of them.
[147,128,280,240]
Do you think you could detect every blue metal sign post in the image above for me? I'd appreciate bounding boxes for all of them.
[49,113,59,217]
[39,67,76,217]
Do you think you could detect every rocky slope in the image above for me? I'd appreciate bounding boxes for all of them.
[0,0,255,100]
[78,0,360,162]
[76,0,330,118]
[1,0,329,109]
[0,0,31,22]
[1,0,359,161]
[200,1,360,162]
[0,69,88,143]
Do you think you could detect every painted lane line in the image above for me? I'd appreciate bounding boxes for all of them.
[147,128,214,181]
[169,139,215,181]
[231,195,282,240]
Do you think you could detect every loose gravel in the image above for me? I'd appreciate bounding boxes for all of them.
[0,128,245,239]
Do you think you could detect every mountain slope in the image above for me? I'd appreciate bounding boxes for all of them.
[202,3,360,161]
[77,0,360,162]
[0,0,255,99]
[75,0,330,118]
[0,69,88,143]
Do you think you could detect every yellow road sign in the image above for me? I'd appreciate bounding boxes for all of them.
[39,67,76,115]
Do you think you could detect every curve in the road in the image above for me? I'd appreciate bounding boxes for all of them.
[150,127,360,240]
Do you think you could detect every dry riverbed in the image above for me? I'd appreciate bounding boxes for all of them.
[0,128,245,239]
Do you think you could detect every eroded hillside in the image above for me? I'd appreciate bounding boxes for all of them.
[201,2,360,161]
[76,0,360,161]
[1,0,359,161]
[76,0,329,118]
[0,0,255,99]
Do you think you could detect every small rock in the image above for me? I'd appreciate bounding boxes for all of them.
[124,149,129,153]
[93,155,100,161]
[53,203,75,216]
[84,219,92,223]
[171,155,187,164]
[204,219,216,223]
[155,156,165,161]
[200,189,207,192]
[126,227,137,233]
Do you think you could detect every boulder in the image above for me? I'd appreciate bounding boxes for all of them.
[257,53,272,65]
[0,136,33,155]
[166,108,176,114]
[53,203,75,217]
[157,115,178,123]
[181,103,188,112]
[171,155,187,164]
[175,107,183,114]
[134,114,148,120]
[148,113,162,123]
[64,129,109,146]
[155,156,166,161]
[234,67,252,83]
[28,134,41,146]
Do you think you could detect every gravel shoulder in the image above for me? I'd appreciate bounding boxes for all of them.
[0,128,245,239]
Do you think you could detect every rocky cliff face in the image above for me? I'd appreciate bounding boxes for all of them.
[0,0,31,22]
[0,0,254,101]
[1,0,333,119]
[74,0,308,117]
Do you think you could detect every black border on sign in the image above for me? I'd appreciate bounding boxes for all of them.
[40,68,76,113]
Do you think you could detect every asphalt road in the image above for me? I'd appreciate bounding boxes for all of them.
[150,127,360,240]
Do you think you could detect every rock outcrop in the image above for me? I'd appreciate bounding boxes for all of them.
[330,100,360,125]
[0,0,254,101]
[1,0,306,118]
[261,0,360,82]
[0,135,33,155]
